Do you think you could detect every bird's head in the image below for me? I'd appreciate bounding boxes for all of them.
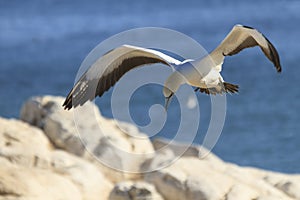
[163,86,174,111]
[163,71,185,111]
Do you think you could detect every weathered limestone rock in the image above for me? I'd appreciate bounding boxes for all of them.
[51,150,113,200]
[0,118,52,168]
[262,170,300,199]
[144,139,297,200]
[0,162,82,200]
[145,157,233,200]
[109,181,164,200]
[0,95,299,200]
[0,117,113,200]
[20,96,88,156]
[141,137,226,174]
[20,96,154,181]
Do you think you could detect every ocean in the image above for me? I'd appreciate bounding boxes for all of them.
[1,0,299,173]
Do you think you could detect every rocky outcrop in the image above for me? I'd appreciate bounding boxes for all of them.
[20,96,154,181]
[145,138,300,200]
[0,118,112,200]
[109,181,163,200]
[0,95,299,200]
[0,162,82,200]
[144,157,300,200]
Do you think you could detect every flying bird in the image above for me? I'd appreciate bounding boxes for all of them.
[63,25,281,110]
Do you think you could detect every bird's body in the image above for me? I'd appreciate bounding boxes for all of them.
[178,57,223,88]
[63,25,281,110]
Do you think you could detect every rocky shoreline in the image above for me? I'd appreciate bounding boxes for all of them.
[0,95,299,200]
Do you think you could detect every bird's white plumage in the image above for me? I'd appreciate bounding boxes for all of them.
[124,45,183,65]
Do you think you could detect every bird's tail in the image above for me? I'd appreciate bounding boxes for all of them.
[223,82,239,94]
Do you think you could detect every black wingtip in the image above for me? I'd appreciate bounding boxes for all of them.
[266,39,282,73]
[256,31,282,73]
[62,104,70,110]
[62,96,73,110]
[242,25,255,30]
[276,64,282,73]
[238,24,282,73]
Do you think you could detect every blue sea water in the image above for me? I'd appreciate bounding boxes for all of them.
[1,0,300,173]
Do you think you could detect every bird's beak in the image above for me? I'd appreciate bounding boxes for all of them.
[164,93,174,111]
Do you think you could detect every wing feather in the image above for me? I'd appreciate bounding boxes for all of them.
[210,25,281,72]
[63,45,181,110]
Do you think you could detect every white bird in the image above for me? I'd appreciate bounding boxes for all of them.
[63,25,281,110]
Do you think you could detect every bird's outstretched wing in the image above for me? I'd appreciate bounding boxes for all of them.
[210,25,281,72]
[63,45,182,110]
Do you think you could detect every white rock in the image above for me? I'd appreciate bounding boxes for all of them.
[0,118,52,168]
[145,156,298,200]
[1,95,297,200]
[0,117,114,200]
[142,138,226,173]
[0,162,82,200]
[152,138,224,163]
[256,196,288,200]
[225,184,259,200]
[20,96,87,156]
[263,171,300,199]
[140,147,176,172]
[145,157,233,200]
[20,96,154,180]
[152,137,199,157]
[109,181,164,200]
[275,180,300,199]
[51,150,113,200]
